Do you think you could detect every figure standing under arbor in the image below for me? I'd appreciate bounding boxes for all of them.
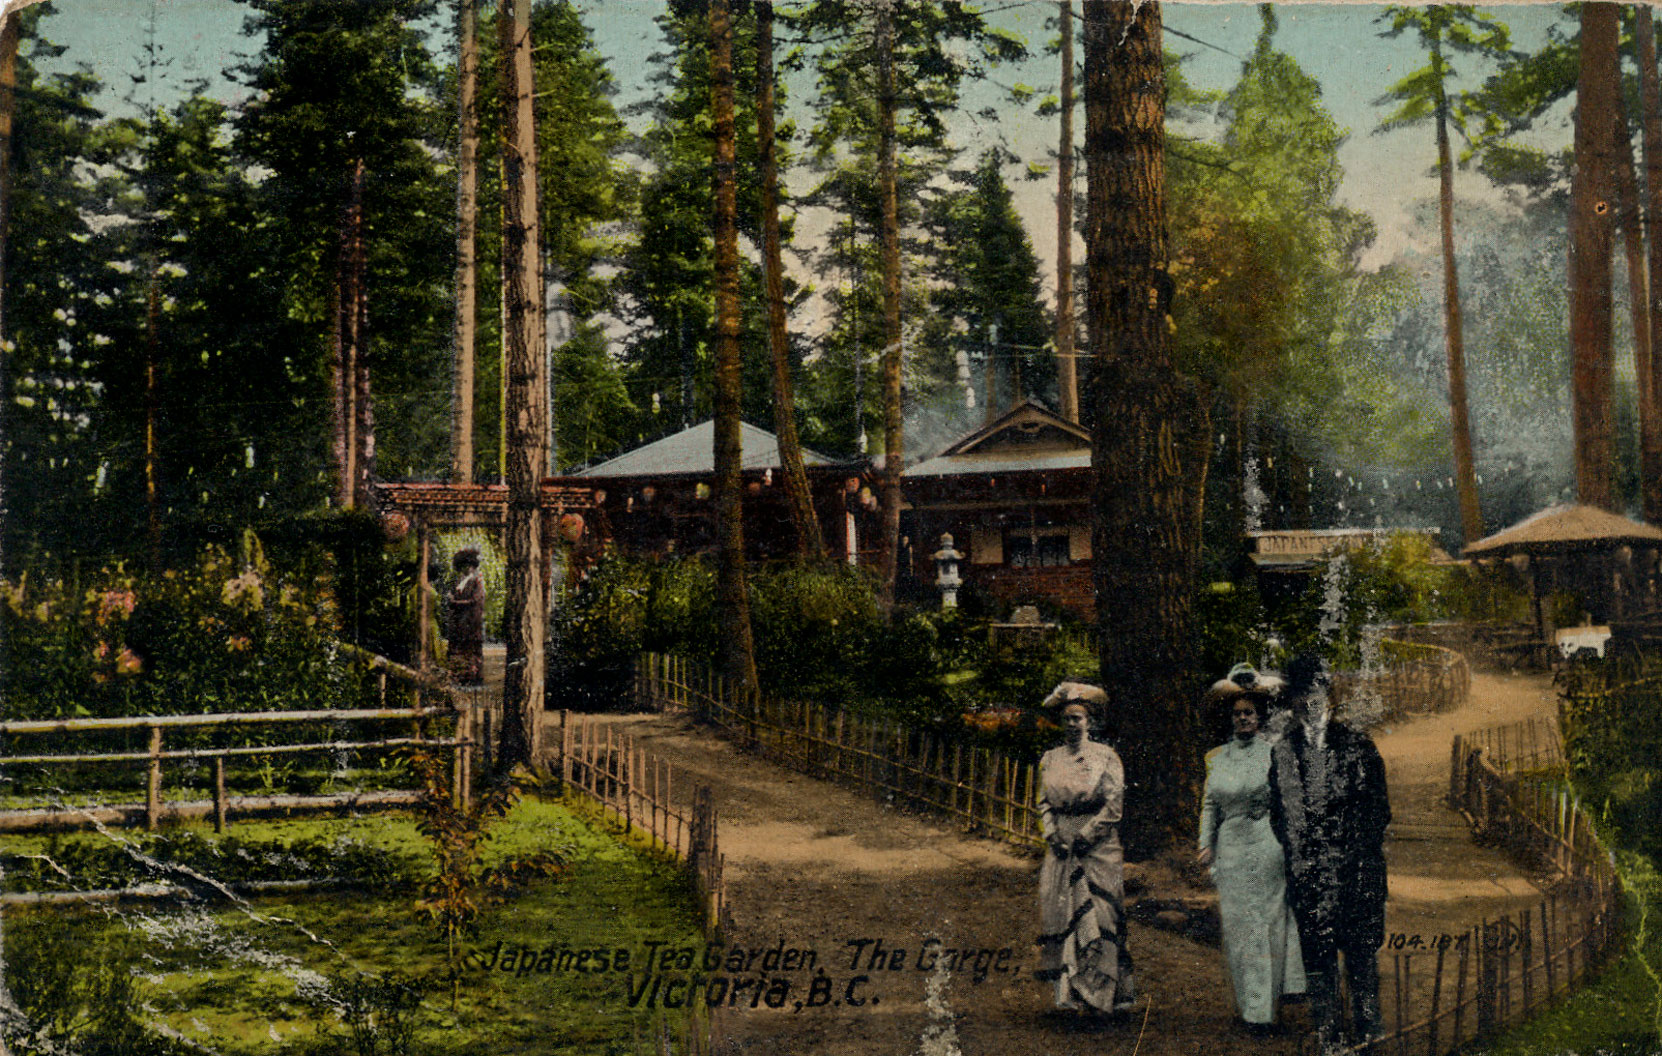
[447,548,485,685]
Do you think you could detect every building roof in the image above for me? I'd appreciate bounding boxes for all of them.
[572,419,840,479]
[1464,504,1662,556]
[906,449,1091,477]
[905,399,1090,478]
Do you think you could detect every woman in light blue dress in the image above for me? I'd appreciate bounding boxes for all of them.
[1198,684,1305,1033]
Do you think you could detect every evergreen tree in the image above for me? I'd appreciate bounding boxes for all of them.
[233,0,452,498]
[1375,5,1514,546]
[614,1,779,444]
[2,5,109,569]
[920,150,1053,416]
[1086,0,1210,854]
[451,0,635,475]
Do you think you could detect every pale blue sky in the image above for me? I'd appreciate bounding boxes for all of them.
[29,1,1573,282]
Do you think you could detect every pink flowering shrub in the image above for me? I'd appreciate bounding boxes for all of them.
[1,545,373,720]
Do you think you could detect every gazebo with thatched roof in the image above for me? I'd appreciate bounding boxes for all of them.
[1464,504,1662,657]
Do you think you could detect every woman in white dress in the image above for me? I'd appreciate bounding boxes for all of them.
[1198,683,1305,1033]
[1036,682,1135,1015]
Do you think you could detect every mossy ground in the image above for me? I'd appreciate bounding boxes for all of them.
[5,795,706,1054]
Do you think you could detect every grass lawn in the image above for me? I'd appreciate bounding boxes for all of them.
[5,795,706,1055]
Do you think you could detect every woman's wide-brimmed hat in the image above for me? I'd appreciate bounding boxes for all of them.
[1042,682,1108,711]
[1206,662,1285,706]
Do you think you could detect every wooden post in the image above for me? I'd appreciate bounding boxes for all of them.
[416,517,432,670]
[1428,942,1446,1056]
[1393,954,1405,1045]
[452,723,464,806]
[213,756,226,834]
[1454,927,1473,1045]
[146,724,163,831]
[1521,904,1534,1013]
[1544,898,1556,996]
[1450,733,1463,806]
[1477,919,1497,1034]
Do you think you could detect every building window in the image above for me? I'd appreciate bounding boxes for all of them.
[1006,532,1070,568]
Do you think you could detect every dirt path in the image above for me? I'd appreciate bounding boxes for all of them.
[593,708,1261,1056]
[553,666,1560,1055]
[1376,671,1560,940]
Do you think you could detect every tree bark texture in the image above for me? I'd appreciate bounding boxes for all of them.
[0,12,15,579]
[1613,105,1652,518]
[498,0,548,770]
[875,0,904,612]
[1084,0,1207,857]
[756,0,827,564]
[1637,11,1662,522]
[331,168,356,509]
[1434,58,1483,546]
[451,0,479,485]
[145,280,161,567]
[349,159,374,510]
[1056,0,1079,423]
[712,0,760,695]
[1571,4,1620,511]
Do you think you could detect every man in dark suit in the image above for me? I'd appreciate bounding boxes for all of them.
[1268,653,1391,1051]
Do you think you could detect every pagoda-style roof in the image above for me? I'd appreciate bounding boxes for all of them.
[905,399,1090,478]
[572,420,842,479]
[1463,504,1662,557]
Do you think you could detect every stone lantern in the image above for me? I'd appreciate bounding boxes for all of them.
[933,532,964,609]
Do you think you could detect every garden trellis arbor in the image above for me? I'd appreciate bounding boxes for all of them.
[373,481,599,669]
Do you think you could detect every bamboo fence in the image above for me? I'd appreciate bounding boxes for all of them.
[1332,640,1471,721]
[1306,726,1621,1056]
[552,710,726,939]
[635,652,1046,848]
[1455,716,1565,778]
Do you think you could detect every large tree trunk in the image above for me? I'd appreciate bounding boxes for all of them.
[349,158,374,509]
[451,0,479,485]
[1085,0,1206,857]
[1571,3,1621,511]
[1637,11,1662,522]
[497,0,548,770]
[875,0,904,613]
[0,11,17,582]
[1435,61,1483,546]
[756,0,826,564]
[1056,0,1078,423]
[145,278,161,567]
[1614,105,1652,516]
[331,166,357,509]
[712,0,759,695]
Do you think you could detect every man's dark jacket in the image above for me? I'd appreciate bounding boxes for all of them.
[1268,717,1391,948]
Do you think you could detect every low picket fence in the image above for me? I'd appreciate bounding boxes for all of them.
[1317,724,1620,1056]
[551,710,727,939]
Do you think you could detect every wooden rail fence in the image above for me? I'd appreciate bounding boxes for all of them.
[635,652,1045,849]
[0,654,474,833]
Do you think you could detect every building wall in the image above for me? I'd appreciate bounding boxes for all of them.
[968,563,1095,622]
